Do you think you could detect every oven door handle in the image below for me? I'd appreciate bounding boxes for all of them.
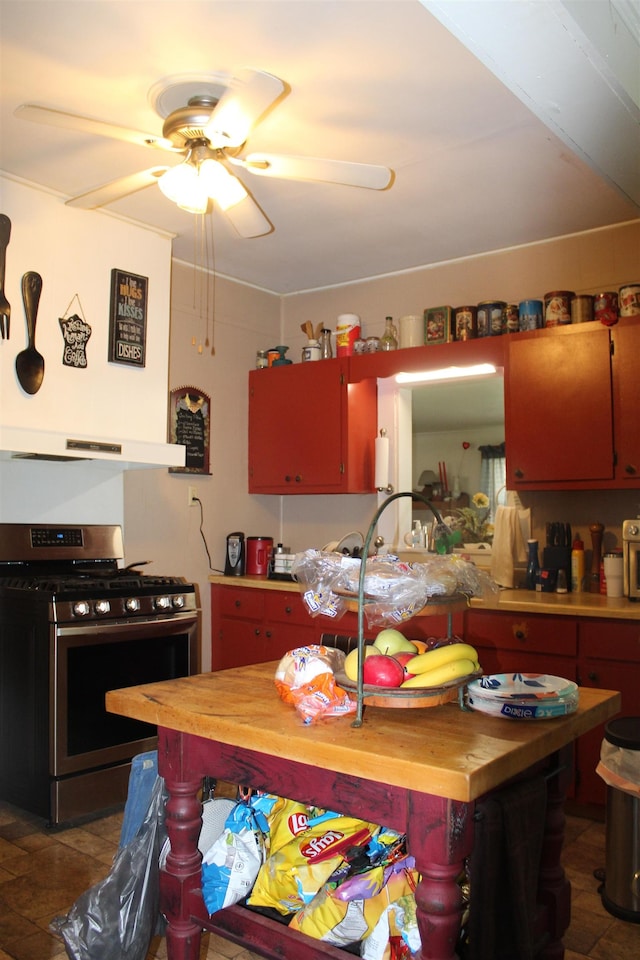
[55,611,199,639]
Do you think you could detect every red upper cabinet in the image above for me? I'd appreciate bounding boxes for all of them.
[248,358,377,494]
[611,316,640,482]
[505,324,615,487]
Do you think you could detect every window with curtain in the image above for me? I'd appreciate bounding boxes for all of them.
[479,443,506,520]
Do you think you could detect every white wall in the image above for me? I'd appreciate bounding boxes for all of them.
[0,176,175,523]
[122,259,284,669]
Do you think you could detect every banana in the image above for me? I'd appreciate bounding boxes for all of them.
[406,642,478,675]
[401,657,477,688]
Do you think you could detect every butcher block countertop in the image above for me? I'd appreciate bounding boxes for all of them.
[209,573,640,620]
[106,662,619,803]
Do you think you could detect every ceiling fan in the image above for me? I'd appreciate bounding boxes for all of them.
[15,69,394,238]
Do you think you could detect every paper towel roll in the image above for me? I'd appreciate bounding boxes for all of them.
[375,435,390,489]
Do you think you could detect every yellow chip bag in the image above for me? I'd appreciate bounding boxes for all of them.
[248,811,379,915]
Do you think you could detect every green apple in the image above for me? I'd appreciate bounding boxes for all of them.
[373,629,418,656]
[344,645,377,682]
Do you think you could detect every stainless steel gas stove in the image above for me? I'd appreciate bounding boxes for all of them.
[0,523,200,826]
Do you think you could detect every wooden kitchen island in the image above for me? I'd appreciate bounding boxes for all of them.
[106,664,619,960]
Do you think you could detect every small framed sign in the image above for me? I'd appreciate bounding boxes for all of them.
[169,386,211,475]
[108,269,148,366]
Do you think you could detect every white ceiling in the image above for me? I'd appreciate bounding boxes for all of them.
[1,1,638,295]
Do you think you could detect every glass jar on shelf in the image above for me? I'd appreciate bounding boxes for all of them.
[380,316,398,351]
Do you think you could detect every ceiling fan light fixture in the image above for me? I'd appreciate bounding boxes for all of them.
[158,160,208,213]
[199,159,247,210]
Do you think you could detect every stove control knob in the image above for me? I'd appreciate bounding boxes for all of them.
[73,600,91,618]
[628,524,639,537]
[94,600,111,616]
[125,597,141,613]
[172,594,186,609]
[154,595,172,611]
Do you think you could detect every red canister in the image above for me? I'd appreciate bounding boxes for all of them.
[246,536,273,576]
[335,314,361,357]
[594,291,619,327]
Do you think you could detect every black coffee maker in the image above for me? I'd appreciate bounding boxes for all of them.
[224,531,245,576]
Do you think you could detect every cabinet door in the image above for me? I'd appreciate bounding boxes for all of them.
[505,325,614,485]
[575,618,640,807]
[612,317,640,482]
[248,360,376,494]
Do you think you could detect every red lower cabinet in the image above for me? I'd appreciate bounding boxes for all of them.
[576,619,640,808]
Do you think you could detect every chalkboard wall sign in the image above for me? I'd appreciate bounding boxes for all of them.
[169,386,211,474]
[108,269,148,366]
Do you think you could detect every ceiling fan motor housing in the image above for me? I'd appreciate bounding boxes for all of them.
[162,96,220,149]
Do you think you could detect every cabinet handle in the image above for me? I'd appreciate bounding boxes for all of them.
[285,606,292,615]
[235,599,241,608]
[254,628,261,636]
[514,468,524,479]
[512,622,528,642]
[284,475,292,483]
[624,464,637,475]
[295,475,302,483]
[265,630,272,638]
[588,671,598,682]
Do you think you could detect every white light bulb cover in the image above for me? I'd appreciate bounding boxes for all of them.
[199,159,247,210]
[159,162,208,213]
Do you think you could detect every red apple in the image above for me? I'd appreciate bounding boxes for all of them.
[394,652,418,677]
[362,654,405,688]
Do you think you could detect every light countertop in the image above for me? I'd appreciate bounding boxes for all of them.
[209,573,640,621]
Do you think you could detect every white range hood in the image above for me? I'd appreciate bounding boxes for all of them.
[0,425,185,470]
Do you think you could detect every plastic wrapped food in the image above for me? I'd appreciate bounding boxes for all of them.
[274,645,357,723]
[291,549,498,628]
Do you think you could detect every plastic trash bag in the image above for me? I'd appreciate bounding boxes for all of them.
[119,750,158,849]
[596,738,640,799]
[50,776,167,960]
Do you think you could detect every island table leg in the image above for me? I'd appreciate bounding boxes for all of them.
[408,793,474,960]
[161,776,204,960]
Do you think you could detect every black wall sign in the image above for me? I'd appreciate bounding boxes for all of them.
[169,387,211,474]
[108,269,148,367]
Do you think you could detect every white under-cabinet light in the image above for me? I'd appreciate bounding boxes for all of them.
[395,363,497,384]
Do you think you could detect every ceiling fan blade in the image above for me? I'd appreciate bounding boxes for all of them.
[222,193,273,239]
[65,167,170,209]
[240,153,393,190]
[203,69,286,149]
[15,104,176,151]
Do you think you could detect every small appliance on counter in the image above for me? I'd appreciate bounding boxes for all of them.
[224,531,245,576]
[246,536,273,576]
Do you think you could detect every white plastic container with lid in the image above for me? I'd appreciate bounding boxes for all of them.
[335,314,361,356]
[398,314,424,348]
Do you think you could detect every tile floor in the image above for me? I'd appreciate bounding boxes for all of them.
[0,800,638,960]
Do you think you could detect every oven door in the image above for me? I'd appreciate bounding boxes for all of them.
[52,612,199,776]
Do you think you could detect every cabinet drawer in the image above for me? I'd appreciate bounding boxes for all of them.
[579,619,640,662]
[264,590,310,626]
[217,585,265,621]
[466,611,577,656]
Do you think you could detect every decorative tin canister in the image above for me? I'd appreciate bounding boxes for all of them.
[502,303,519,333]
[544,291,574,326]
[454,306,477,341]
[477,301,506,337]
[594,292,618,327]
[571,295,594,324]
[518,300,543,332]
[619,283,640,317]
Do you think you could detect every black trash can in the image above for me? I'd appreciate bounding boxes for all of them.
[600,717,640,923]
